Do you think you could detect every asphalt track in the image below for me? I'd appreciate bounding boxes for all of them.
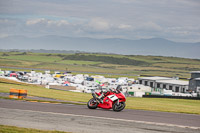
[0,99,200,133]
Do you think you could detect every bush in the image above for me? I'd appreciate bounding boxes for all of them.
[2,53,9,56]
[63,54,150,66]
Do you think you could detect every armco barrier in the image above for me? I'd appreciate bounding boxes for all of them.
[9,89,27,99]
[143,95,200,100]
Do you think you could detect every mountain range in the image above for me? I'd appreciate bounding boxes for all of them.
[0,35,199,59]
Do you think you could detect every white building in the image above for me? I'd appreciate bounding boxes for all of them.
[138,76,189,93]
[189,71,200,93]
[156,79,188,93]
[138,77,172,88]
[121,84,151,97]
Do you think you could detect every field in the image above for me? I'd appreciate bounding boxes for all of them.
[1,78,200,114]
[0,125,69,133]
[1,52,200,78]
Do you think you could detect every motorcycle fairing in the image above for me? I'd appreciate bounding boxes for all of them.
[97,97,113,109]
[107,95,118,101]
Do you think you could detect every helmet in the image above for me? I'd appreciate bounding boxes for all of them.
[116,85,122,92]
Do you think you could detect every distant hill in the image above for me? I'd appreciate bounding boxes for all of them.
[0,49,87,54]
[0,35,199,59]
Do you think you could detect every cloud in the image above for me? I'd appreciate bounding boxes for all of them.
[87,18,111,31]
[47,20,69,26]
[26,18,69,27]
[0,18,16,26]
[0,0,200,42]
[85,18,134,32]
[26,18,46,25]
[122,22,162,33]
[0,33,9,38]
[165,26,200,37]
[118,24,132,30]
[140,22,162,31]
[0,19,9,23]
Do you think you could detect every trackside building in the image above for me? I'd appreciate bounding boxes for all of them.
[189,71,200,93]
[138,76,189,93]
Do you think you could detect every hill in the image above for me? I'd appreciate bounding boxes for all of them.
[0,35,200,59]
[0,52,200,78]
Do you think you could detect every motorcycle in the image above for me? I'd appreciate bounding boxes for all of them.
[87,85,126,112]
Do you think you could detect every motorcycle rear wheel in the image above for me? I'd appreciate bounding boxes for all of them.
[87,98,98,109]
[113,102,126,112]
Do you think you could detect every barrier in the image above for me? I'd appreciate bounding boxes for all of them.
[9,89,19,98]
[18,89,27,99]
[9,89,27,99]
[143,95,200,100]
[145,92,151,95]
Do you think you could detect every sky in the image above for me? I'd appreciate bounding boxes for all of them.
[0,0,200,43]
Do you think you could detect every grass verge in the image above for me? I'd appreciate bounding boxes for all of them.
[0,125,70,133]
[126,97,200,114]
[0,96,86,105]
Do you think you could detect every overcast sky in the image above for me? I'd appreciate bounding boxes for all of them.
[0,0,200,42]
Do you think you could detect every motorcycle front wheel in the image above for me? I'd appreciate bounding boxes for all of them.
[113,102,126,112]
[87,98,98,109]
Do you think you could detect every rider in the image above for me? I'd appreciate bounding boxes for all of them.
[97,86,108,103]
[97,85,122,103]
[116,85,122,92]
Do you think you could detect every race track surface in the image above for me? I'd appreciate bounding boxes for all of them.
[0,99,200,133]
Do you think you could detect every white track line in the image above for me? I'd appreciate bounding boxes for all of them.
[0,107,200,130]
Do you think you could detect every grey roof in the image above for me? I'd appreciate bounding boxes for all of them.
[190,71,200,74]
[138,76,172,81]
[194,78,200,80]
[156,79,189,86]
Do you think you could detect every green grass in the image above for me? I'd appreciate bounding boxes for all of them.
[0,125,70,133]
[1,78,200,114]
[2,55,62,62]
[126,97,200,114]
[57,60,102,65]
[0,96,86,105]
[0,78,91,102]
[1,52,200,78]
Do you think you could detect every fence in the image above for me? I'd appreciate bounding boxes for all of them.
[143,95,200,100]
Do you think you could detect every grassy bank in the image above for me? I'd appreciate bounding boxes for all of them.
[1,52,200,78]
[1,78,200,114]
[0,125,70,133]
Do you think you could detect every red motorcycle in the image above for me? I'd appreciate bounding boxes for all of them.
[87,85,126,112]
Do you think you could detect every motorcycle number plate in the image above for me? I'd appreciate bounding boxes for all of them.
[107,95,118,101]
